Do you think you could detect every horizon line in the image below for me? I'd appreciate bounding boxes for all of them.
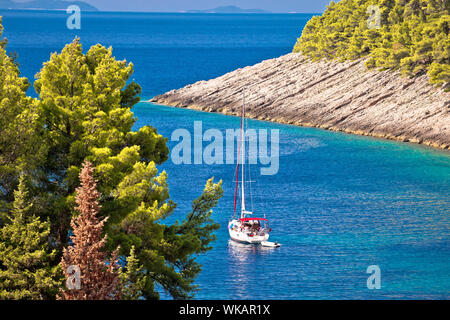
[0,8,321,14]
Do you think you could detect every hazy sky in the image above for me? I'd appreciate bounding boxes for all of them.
[67,0,333,13]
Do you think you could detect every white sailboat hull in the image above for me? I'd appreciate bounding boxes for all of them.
[228,220,270,244]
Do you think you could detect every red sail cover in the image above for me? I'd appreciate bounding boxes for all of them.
[239,218,268,222]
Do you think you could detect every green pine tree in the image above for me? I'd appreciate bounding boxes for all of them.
[0,176,62,300]
[120,246,147,300]
[0,17,44,221]
[32,39,223,299]
[0,20,223,299]
[293,0,449,88]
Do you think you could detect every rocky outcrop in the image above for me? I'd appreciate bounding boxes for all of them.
[151,53,450,150]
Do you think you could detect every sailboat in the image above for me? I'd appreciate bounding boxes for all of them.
[228,92,280,247]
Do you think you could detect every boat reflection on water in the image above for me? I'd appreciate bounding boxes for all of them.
[227,240,279,299]
[227,239,278,259]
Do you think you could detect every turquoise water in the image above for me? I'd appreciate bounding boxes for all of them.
[1,10,449,299]
[134,103,450,299]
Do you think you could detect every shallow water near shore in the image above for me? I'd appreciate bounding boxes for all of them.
[1,10,449,299]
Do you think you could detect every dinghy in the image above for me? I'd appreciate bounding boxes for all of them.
[261,241,281,248]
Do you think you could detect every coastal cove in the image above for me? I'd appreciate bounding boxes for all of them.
[133,101,450,299]
[0,9,449,300]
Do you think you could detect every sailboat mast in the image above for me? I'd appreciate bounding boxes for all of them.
[241,92,246,218]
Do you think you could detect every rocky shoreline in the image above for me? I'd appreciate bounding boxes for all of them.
[151,53,450,150]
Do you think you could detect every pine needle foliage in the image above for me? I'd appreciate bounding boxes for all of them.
[294,0,449,88]
[0,176,62,299]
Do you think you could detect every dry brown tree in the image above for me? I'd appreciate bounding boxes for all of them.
[59,161,121,300]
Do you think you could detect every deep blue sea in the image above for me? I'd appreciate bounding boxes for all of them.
[1,10,449,299]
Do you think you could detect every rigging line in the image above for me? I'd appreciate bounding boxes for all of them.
[233,97,244,218]
[231,159,238,216]
[241,91,246,214]
[250,92,267,218]
[247,114,254,215]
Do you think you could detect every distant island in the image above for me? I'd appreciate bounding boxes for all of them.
[0,0,98,11]
[187,5,270,14]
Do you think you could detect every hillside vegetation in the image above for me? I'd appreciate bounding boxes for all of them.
[293,0,449,88]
